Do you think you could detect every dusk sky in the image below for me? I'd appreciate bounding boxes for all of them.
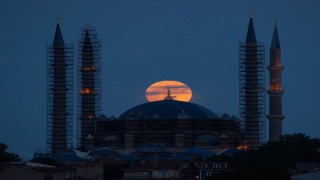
[1,0,320,159]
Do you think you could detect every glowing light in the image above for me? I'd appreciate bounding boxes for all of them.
[146,80,192,102]
[88,115,94,119]
[81,115,95,119]
[80,88,96,94]
[269,84,282,91]
[237,145,248,150]
[81,88,91,94]
[81,66,96,71]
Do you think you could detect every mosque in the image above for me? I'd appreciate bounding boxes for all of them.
[46,15,284,154]
[92,88,240,150]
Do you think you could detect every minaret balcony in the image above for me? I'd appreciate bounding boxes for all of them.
[267,89,284,94]
[267,115,285,120]
[267,66,284,71]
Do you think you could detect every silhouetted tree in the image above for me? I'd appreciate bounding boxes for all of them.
[207,133,320,180]
[0,143,21,162]
[260,133,320,163]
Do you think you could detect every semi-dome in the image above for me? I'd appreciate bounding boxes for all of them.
[119,99,218,120]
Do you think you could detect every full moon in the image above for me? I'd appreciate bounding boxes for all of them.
[146,80,192,102]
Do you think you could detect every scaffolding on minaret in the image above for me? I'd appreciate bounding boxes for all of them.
[77,25,102,150]
[46,20,74,154]
[239,16,266,149]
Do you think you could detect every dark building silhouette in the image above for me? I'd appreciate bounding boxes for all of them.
[268,21,284,141]
[46,19,74,154]
[94,92,240,149]
[239,16,265,149]
[77,26,101,150]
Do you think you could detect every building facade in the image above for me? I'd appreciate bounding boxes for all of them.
[94,96,241,150]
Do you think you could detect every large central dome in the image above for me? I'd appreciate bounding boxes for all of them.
[119,99,218,120]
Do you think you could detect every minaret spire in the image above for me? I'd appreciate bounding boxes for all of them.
[239,15,266,149]
[47,19,74,154]
[268,21,284,141]
[78,25,101,150]
[246,15,257,43]
[271,20,281,49]
[53,18,64,46]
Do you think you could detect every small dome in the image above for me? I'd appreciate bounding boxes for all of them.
[181,146,214,157]
[98,114,109,121]
[119,100,218,120]
[85,134,94,140]
[136,144,165,153]
[53,150,83,164]
[88,148,119,157]
[220,113,230,119]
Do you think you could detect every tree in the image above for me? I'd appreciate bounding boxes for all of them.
[260,133,320,163]
[0,143,21,162]
[207,133,320,180]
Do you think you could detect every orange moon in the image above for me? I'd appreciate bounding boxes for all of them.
[146,80,192,102]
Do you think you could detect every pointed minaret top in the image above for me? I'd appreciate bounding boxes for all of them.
[246,16,257,44]
[53,19,64,46]
[83,29,93,51]
[271,21,281,49]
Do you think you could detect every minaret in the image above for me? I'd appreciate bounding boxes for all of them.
[268,20,284,141]
[239,15,266,149]
[46,19,73,154]
[78,26,101,150]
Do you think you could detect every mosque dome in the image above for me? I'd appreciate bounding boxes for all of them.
[119,99,218,120]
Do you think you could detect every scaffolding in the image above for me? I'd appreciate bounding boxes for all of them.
[77,26,102,150]
[239,42,265,149]
[46,42,74,154]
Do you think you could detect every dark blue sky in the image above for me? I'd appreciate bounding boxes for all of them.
[1,0,320,159]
